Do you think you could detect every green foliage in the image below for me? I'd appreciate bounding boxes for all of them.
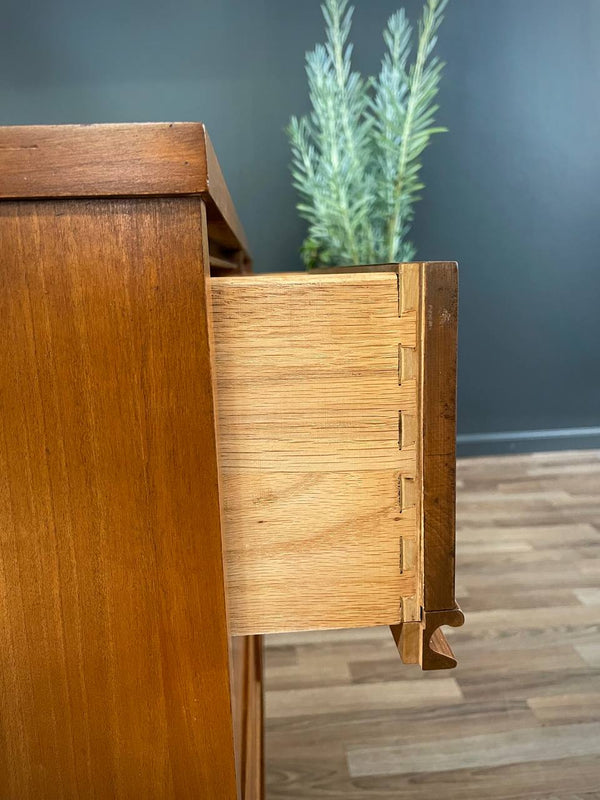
[288,0,448,268]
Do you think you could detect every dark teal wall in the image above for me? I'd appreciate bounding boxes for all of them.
[2,0,599,451]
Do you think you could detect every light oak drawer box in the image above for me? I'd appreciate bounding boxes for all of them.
[212,262,463,668]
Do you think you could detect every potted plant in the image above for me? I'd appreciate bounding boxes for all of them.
[288,0,448,269]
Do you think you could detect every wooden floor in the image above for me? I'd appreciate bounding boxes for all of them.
[264,449,600,799]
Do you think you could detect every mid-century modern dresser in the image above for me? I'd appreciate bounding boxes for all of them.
[0,123,462,798]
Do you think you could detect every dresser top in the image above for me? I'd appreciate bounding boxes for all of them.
[0,122,250,258]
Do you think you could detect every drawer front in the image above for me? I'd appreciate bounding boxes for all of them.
[212,263,462,667]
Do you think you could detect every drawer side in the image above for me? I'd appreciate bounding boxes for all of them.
[212,270,421,635]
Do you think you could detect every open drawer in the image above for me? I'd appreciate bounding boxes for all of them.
[212,262,463,670]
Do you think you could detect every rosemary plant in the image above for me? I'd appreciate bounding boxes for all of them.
[288,0,448,268]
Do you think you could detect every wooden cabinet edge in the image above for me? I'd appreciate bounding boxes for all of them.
[0,122,252,265]
[391,262,464,671]
[420,262,461,616]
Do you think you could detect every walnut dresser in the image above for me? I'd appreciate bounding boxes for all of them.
[0,123,463,799]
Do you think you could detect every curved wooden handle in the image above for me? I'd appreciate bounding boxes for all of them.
[422,607,465,670]
[390,605,465,670]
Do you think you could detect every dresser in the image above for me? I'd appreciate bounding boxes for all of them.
[0,123,462,798]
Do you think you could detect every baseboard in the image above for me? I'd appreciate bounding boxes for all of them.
[456,426,600,457]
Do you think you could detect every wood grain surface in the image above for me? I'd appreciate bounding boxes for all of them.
[0,122,250,259]
[213,264,461,670]
[391,261,462,668]
[212,270,421,636]
[293,263,461,665]
[264,449,600,799]
[0,196,239,798]
[421,262,459,613]
[231,635,265,799]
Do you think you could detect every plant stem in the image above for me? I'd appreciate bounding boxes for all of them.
[386,0,438,262]
[328,1,373,263]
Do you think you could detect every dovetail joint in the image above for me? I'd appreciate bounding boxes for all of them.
[398,411,417,450]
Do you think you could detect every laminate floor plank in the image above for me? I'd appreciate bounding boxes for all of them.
[265,450,600,798]
[267,700,537,752]
[265,678,463,719]
[574,588,600,606]
[347,722,600,777]
[457,523,599,545]
[459,588,581,612]
[528,693,600,724]
[349,756,600,800]
[575,644,600,668]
